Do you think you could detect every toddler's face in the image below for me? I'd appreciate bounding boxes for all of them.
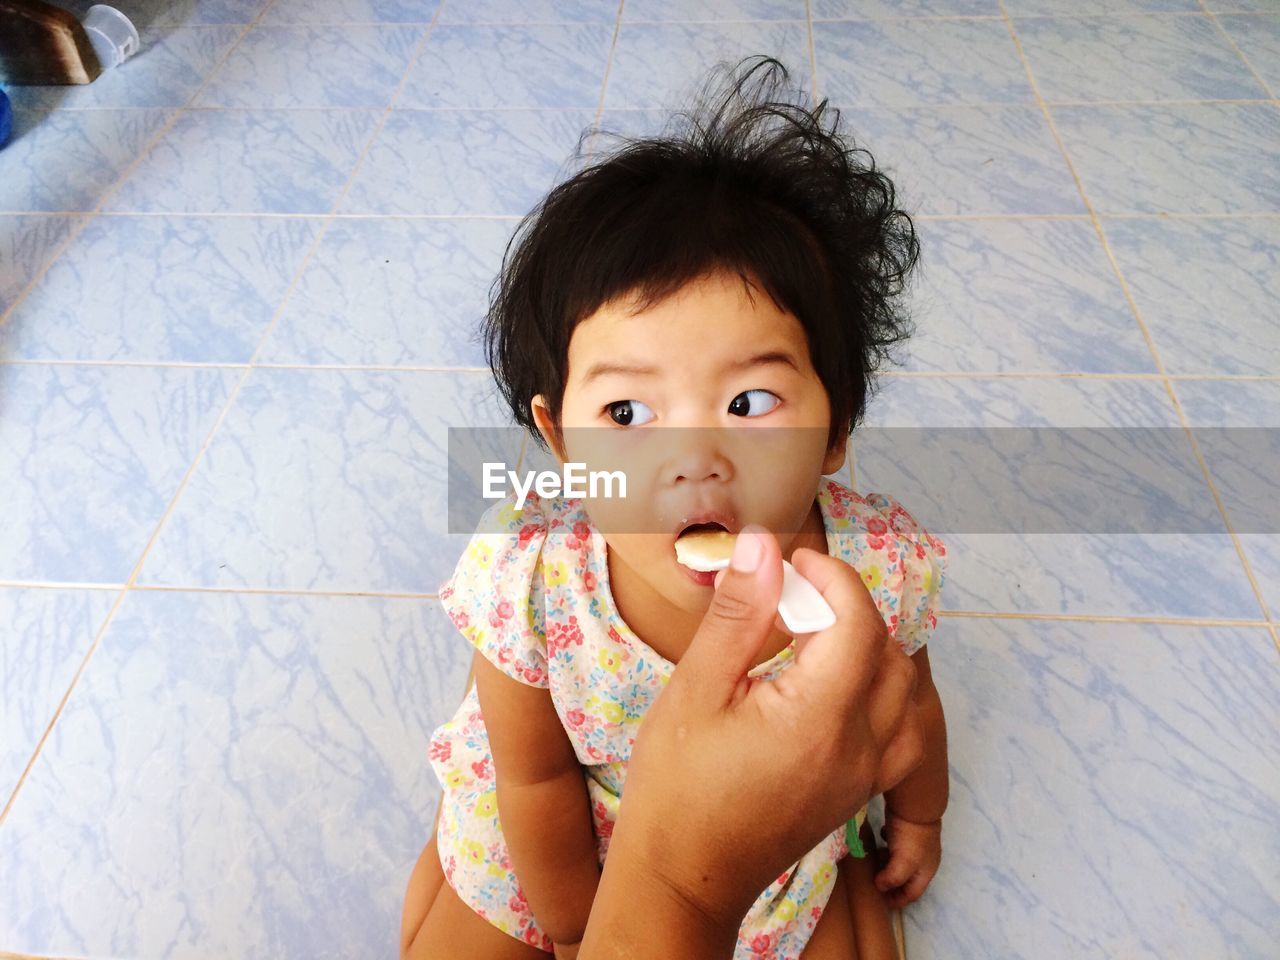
[532,269,847,618]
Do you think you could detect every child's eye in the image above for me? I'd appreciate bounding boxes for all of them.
[728,389,780,418]
[605,400,655,426]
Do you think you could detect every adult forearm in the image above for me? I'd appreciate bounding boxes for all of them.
[498,770,602,945]
[580,821,740,960]
[883,688,949,822]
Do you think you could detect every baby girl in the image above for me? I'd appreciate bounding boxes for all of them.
[411,57,950,960]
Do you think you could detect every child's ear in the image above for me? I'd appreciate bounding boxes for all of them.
[530,395,567,464]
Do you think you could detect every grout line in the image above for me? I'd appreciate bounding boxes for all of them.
[937,610,1273,628]
[457,12,1280,24]
[6,210,1280,221]
[805,0,819,105]
[1270,623,1280,657]
[1198,0,1278,101]
[12,99,1280,113]
[0,0,291,830]
[0,0,453,833]
[3,357,1278,382]
[225,12,1280,26]
[2,578,1272,628]
[583,0,625,159]
[998,1,1276,630]
[0,582,445,600]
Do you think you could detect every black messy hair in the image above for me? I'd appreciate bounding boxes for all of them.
[483,55,922,456]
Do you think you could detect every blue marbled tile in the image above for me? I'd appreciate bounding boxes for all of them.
[262,0,441,21]
[140,0,271,25]
[0,216,321,363]
[1217,14,1280,95]
[54,0,271,32]
[1175,379,1280,620]
[0,588,118,806]
[1014,14,1269,104]
[915,617,1280,959]
[606,21,812,110]
[595,104,1085,216]
[624,0,808,18]
[854,376,1262,619]
[341,108,595,215]
[398,24,613,108]
[1102,217,1280,376]
[4,27,243,111]
[1051,103,1280,215]
[1214,1,1280,11]
[439,0,618,21]
[903,218,1156,374]
[0,109,173,213]
[592,107,674,142]
[0,364,241,584]
[0,589,470,959]
[258,218,513,367]
[1003,0,1209,13]
[138,369,521,592]
[813,0,1015,15]
[814,18,1035,107]
[1234,534,1280,623]
[835,106,1086,215]
[106,109,381,213]
[196,25,422,108]
[0,216,81,316]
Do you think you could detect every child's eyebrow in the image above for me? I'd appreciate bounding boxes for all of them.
[580,350,801,386]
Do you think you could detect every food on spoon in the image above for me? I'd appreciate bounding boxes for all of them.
[675,528,736,571]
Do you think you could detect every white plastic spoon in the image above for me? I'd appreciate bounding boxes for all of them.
[675,532,837,635]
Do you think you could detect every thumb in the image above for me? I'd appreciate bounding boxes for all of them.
[679,525,783,708]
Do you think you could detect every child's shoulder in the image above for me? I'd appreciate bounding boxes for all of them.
[818,476,948,560]
[472,487,593,542]
[817,477,949,654]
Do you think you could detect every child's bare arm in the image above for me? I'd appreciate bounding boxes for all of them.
[474,653,601,945]
[882,646,949,823]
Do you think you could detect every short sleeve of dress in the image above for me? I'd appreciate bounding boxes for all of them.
[861,492,949,658]
[437,491,550,688]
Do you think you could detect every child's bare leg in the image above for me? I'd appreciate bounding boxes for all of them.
[401,829,550,960]
[845,822,899,960]
[400,828,447,959]
[799,861,855,958]
[401,805,448,958]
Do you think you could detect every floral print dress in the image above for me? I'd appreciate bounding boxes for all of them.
[428,476,948,957]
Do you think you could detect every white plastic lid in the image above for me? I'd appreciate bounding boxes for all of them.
[83,5,141,69]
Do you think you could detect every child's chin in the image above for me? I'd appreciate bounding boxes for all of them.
[665,570,717,610]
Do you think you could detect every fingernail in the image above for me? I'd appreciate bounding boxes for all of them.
[731,527,763,572]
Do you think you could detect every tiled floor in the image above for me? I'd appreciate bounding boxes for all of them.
[2,1,1278,958]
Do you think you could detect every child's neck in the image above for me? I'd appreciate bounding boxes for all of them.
[608,497,829,669]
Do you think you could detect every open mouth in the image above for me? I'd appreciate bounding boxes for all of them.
[677,520,731,538]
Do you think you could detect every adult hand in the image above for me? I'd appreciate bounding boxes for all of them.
[586,524,924,951]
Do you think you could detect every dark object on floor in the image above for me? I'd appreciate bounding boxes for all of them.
[0,0,103,85]
[0,88,11,147]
